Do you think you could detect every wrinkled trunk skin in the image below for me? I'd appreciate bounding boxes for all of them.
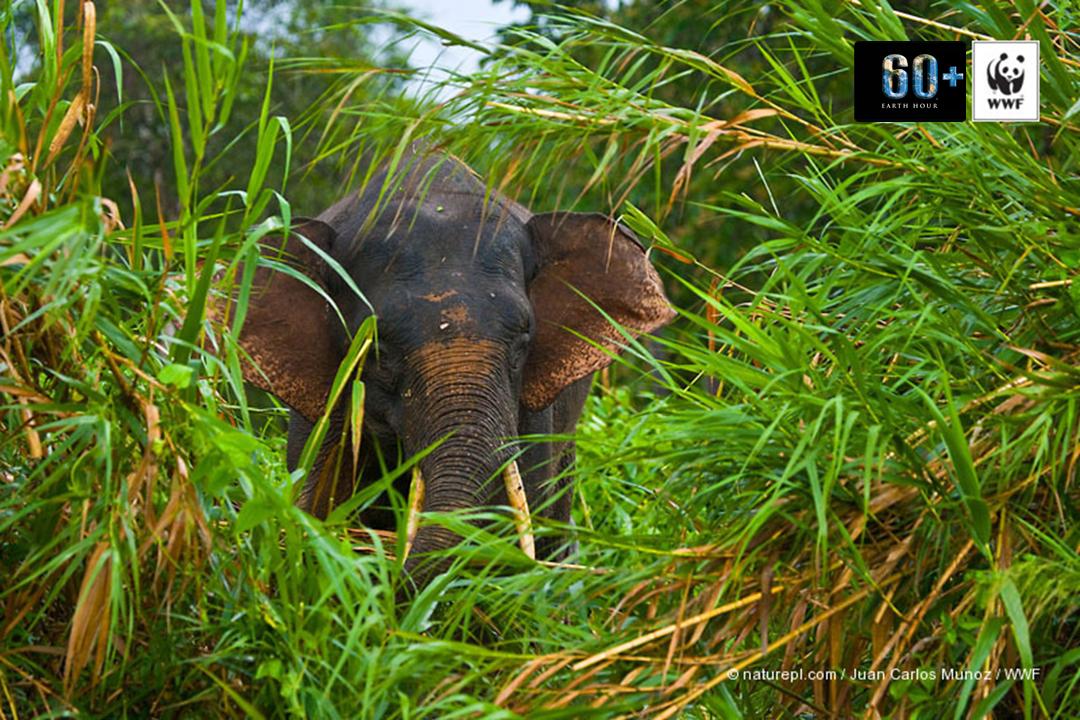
[400,339,516,589]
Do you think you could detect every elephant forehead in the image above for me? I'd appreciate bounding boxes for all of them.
[389,201,526,258]
[355,229,526,292]
[411,301,476,334]
[440,304,471,326]
[420,289,459,302]
[369,287,529,362]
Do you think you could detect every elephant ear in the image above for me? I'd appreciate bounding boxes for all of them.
[218,219,340,423]
[522,212,675,411]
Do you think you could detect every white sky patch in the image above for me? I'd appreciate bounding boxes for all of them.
[399,0,530,98]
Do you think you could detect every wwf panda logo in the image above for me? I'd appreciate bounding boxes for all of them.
[987,52,1025,95]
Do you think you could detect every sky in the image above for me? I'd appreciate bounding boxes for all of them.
[398,0,530,93]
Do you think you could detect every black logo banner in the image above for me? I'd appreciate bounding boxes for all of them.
[854,41,967,122]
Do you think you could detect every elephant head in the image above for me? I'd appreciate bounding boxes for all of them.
[221,149,674,584]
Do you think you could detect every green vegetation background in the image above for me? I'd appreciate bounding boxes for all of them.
[1,0,1077,717]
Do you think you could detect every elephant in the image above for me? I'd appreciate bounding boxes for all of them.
[220,147,674,587]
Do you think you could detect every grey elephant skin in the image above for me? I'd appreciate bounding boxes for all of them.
[219,149,674,586]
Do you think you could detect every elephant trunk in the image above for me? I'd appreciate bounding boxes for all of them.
[399,339,517,587]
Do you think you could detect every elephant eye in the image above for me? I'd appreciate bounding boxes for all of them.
[368,342,402,391]
[366,364,397,395]
[510,329,531,372]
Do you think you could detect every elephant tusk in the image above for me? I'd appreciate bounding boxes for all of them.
[503,460,536,560]
[403,466,425,561]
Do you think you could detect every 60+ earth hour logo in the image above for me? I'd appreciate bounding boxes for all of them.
[881,53,963,103]
[854,41,967,122]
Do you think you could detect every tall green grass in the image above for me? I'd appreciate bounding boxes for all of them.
[2,1,1078,717]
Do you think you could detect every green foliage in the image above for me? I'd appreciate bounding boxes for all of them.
[85,0,406,219]
[2,0,1078,717]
